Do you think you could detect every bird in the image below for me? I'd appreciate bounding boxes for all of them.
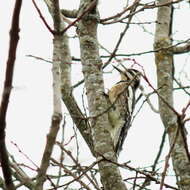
[107,66,141,155]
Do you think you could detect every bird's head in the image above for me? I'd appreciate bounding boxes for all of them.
[113,65,141,89]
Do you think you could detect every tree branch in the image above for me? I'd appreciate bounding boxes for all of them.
[61,9,78,18]
[0,1,22,189]
[77,0,127,189]
[35,1,63,189]
[173,41,190,54]
[32,0,55,34]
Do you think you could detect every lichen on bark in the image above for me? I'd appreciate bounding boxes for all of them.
[77,1,127,190]
[154,1,190,189]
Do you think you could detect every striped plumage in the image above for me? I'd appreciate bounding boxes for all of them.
[108,67,141,155]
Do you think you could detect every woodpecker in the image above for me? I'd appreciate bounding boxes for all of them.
[107,66,141,155]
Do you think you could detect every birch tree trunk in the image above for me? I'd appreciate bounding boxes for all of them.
[154,1,190,189]
[35,1,63,189]
[44,0,94,154]
[77,1,127,190]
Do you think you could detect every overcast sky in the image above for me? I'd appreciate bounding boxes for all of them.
[1,1,190,189]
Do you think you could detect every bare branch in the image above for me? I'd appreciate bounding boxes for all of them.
[0,0,22,189]
[100,0,183,24]
[10,162,34,189]
[32,0,55,34]
[56,142,100,190]
[139,85,159,113]
[173,41,190,54]
[51,158,93,190]
[61,9,78,18]
[43,0,94,154]
[60,0,98,34]
[99,156,179,190]
[35,1,63,189]
[26,54,53,64]
[103,0,140,68]
[159,128,180,190]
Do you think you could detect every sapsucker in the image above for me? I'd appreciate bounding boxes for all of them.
[107,66,141,155]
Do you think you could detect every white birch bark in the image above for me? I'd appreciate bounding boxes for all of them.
[35,1,62,189]
[154,1,190,189]
[77,1,127,189]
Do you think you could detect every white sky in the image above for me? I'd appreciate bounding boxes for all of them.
[1,1,190,189]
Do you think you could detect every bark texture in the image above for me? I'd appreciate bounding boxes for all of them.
[44,0,94,153]
[35,1,63,189]
[77,1,127,190]
[35,1,95,188]
[154,1,190,189]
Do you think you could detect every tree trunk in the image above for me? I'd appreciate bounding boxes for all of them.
[77,1,127,190]
[154,1,190,189]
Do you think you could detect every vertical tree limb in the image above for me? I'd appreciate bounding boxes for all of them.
[41,0,94,153]
[0,1,22,189]
[35,1,62,189]
[154,1,190,190]
[35,0,95,188]
[77,0,127,189]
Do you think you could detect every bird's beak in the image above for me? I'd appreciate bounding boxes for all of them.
[112,65,127,76]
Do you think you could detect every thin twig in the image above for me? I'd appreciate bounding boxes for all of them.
[100,0,183,24]
[50,158,99,190]
[31,0,54,34]
[11,141,39,169]
[56,142,100,190]
[103,0,140,69]
[60,0,98,34]
[159,126,180,190]
[152,131,167,172]
[99,155,179,190]
[139,131,167,190]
